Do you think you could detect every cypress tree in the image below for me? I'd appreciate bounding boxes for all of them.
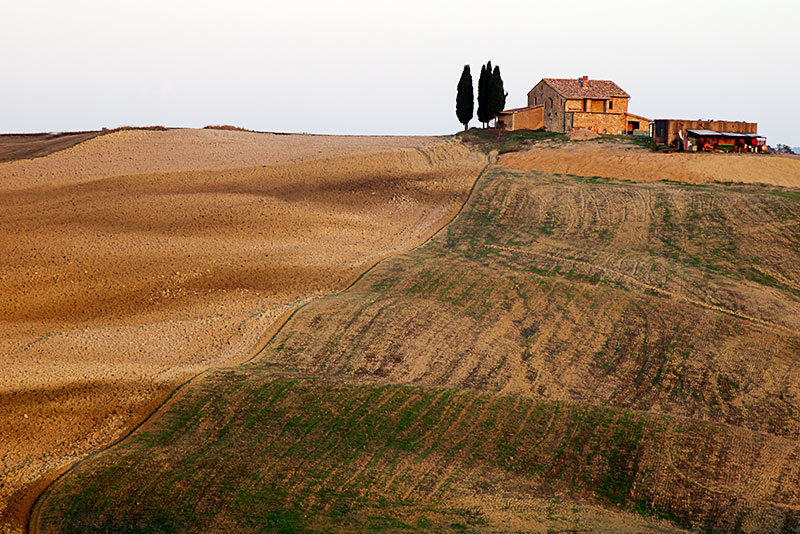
[455,65,474,131]
[476,64,486,127]
[476,61,492,127]
[490,65,507,123]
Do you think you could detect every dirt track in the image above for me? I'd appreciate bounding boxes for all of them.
[0,129,485,533]
[499,141,800,187]
[0,132,103,164]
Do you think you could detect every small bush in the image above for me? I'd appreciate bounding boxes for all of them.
[204,124,252,132]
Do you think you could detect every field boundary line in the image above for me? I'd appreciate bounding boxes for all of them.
[26,368,212,534]
[486,244,797,337]
[242,154,491,366]
[662,430,800,512]
[26,152,491,534]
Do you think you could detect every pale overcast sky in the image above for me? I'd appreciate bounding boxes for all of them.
[2,0,799,145]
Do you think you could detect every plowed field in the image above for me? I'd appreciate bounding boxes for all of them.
[499,140,800,187]
[0,128,439,191]
[35,161,800,532]
[0,130,485,533]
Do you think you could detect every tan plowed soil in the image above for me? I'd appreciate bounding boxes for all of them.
[0,128,438,191]
[0,129,485,533]
[499,141,800,187]
[28,143,800,533]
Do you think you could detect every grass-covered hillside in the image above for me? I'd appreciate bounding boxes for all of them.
[35,164,800,533]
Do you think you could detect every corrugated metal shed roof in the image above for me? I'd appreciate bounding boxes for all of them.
[687,129,725,136]
[687,129,764,138]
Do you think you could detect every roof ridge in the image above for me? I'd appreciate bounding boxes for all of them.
[543,77,616,82]
[535,78,630,99]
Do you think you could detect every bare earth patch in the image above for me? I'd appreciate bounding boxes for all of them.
[566,129,599,141]
[0,129,485,533]
[0,128,439,191]
[499,140,800,187]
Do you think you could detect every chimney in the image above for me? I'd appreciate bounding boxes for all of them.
[580,75,589,88]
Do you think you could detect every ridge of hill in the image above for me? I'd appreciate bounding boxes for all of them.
[0,132,103,164]
[34,159,800,533]
[0,128,440,191]
[499,142,800,187]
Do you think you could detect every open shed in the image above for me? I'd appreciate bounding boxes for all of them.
[686,129,766,153]
[653,119,757,146]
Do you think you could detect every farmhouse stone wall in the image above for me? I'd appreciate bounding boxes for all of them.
[571,112,627,135]
[589,99,605,113]
[525,79,646,135]
[565,99,583,112]
[527,81,569,132]
[496,106,544,131]
[513,106,544,130]
[611,97,628,114]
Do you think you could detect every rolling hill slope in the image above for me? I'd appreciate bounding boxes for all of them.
[497,139,800,187]
[34,161,800,533]
[0,129,485,533]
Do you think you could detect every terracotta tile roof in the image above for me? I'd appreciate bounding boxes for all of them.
[625,112,652,122]
[537,78,630,99]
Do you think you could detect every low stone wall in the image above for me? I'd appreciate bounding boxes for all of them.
[512,106,544,131]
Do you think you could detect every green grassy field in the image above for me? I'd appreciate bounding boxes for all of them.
[42,374,793,533]
[36,165,800,533]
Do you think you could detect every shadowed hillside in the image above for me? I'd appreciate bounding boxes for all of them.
[34,164,800,533]
[1,130,484,533]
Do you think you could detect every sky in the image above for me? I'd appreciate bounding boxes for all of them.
[2,0,799,146]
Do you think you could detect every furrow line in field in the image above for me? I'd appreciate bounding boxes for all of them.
[485,244,797,337]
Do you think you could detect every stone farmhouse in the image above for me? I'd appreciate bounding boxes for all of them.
[497,76,651,135]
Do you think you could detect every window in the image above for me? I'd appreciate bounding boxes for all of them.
[548,97,553,109]
[609,100,614,110]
